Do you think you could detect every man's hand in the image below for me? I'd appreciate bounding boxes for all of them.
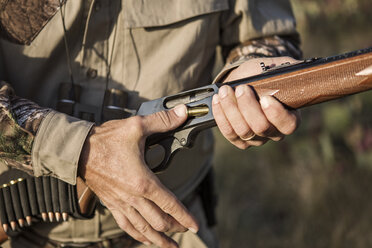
[78,105,198,248]
[212,57,301,149]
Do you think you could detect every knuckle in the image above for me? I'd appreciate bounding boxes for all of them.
[219,124,236,139]
[118,221,130,231]
[282,121,298,135]
[125,195,138,206]
[268,107,281,120]
[253,121,271,136]
[235,125,251,138]
[156,111,172,129]
[131,178,152,196]
[153,220,169,232]
[235,85,244,93]
[135,223,150,234]
[220,85,230,92]
[162,201,177,215]
[245,86,256,98]
[128,116,145,134]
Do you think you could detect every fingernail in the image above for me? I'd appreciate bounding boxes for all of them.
[174,105,186,117]
[260,96,270,109]
[212,94,219,104]
[235,86,245,98]
[219,86,228,98]
[189,227,198,234]
[143,241,151,246]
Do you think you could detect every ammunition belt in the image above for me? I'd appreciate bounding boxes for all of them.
[0,176,94,236]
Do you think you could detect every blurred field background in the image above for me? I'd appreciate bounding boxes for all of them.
[214,0,372,247]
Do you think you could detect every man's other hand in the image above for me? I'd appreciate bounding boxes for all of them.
[78,105,198,248]
[212,57,301,149]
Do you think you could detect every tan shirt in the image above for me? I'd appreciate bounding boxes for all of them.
[0,0,297,242]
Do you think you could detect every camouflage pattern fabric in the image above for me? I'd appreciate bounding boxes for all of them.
[0,81,50,174]
[225,35,303,64]
[0,0,66,44]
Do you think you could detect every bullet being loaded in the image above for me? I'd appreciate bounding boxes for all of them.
[186,106,209,117]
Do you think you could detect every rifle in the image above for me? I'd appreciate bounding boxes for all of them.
[1,47,372,242]
[141,47,372,172]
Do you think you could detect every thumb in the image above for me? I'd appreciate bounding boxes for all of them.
[142,104,188,135]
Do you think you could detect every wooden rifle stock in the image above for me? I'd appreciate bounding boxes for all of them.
[238,49,372,109]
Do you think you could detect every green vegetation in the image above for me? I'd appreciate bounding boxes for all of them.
[215,1,372,247]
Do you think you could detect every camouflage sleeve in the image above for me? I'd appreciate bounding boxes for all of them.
[0,81,50,174]
[0,0,66,45]
[224,35,303,65]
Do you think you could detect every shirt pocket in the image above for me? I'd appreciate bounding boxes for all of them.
[123,0,229,28]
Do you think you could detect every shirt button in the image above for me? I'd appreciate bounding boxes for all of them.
[87,68,98,79]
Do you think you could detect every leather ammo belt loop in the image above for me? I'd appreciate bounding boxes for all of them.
[0,176,95,236]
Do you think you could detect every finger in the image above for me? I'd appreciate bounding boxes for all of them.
[128,196,187,233]
[144,179,199,234]
[142,105,187,135]
[235,85,272,137]
[218,85,254,140]
[212,94,248,149]
[260,96,300,136]
[124,205,179,248]
[110,209,151,245]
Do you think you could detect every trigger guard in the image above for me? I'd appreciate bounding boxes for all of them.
[144,137,181,173]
